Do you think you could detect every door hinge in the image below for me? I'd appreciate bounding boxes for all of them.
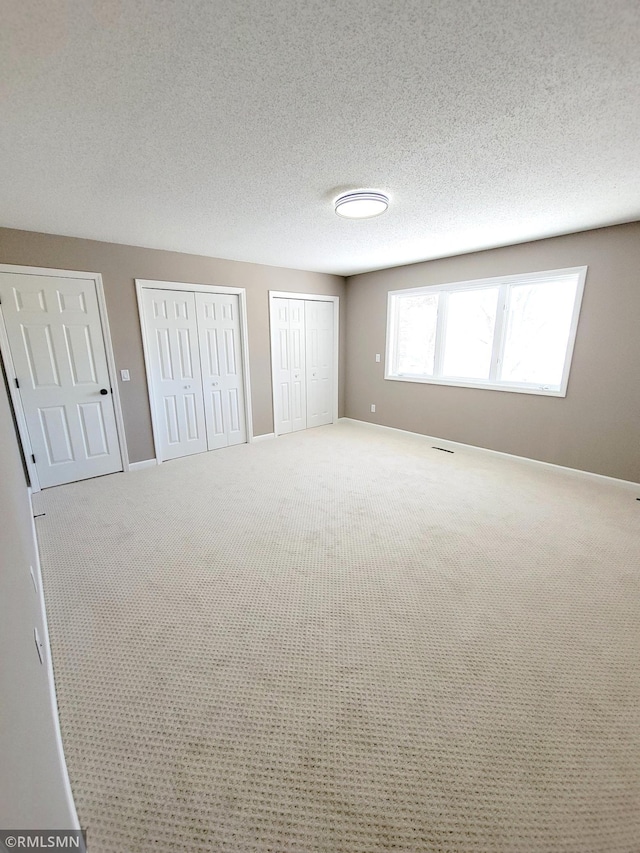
[31,454,36,464]
[14,377,19,388]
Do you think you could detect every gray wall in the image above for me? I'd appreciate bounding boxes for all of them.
[0,374,77,827]
[0,228,345,463]
[345,223,640,482]
[2,223,638,479]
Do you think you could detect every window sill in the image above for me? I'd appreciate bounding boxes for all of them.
[384,373,567,397]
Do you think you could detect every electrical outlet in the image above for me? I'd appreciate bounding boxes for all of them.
[120,369,130,381]
[370,404,376,413]
[375,353,381,362]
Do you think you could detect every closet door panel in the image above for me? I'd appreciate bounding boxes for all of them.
[288,300,306,432]
[272,299,295,435]
[142,289,207,460]
[196,292,247,449]
[305,300,334,428]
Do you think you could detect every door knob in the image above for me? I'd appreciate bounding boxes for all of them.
[100,388,108,395]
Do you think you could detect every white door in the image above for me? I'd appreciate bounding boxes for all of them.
[142,289,207,461]
[305,300,334,428]
[271,296,336,436]
[289,300,307,432]
[195,292,246,449]
[0,272,122,488]
[271,298,293,435]
[271,298,307,435]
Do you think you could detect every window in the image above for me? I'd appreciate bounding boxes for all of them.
[386,267,587,396]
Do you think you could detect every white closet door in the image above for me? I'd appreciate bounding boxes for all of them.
[195,292,246,449]
[271,299,293,435]
[0,271,122,488]
[271,298,307,435]
[289,300,306,432]
[305,300,334,428]
[142,289,207,461]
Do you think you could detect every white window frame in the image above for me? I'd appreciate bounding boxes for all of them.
[385,266,588,397]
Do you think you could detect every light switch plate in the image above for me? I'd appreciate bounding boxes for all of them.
[375,353,381,362]
[120,369,130,381]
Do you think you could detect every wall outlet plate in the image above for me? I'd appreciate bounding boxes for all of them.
[375,353,381,362]
[370,404,376,413]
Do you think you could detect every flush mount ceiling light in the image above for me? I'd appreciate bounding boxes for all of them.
[334,191,389,219]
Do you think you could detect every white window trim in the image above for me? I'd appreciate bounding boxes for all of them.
[385,266,588,398]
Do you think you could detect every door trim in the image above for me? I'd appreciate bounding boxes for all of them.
[27,487,83,831]
[135,279,254,462]
[0,264,129,492]
[268,291,340,436]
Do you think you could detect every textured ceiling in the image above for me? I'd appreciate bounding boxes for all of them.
[1,0,639,275]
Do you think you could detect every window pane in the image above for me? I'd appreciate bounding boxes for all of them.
[442,287,499,379]
[395,293,439,375]
[500,279,578,387]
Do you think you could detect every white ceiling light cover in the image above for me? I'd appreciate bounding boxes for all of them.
[335,192,389,219]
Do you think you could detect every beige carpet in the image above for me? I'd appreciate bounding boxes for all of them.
[34,421,640,852]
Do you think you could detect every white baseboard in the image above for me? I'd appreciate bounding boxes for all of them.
[28,489,82,831]
[252,433,275,442]
[339,418,640,491]
[128,459,157,471]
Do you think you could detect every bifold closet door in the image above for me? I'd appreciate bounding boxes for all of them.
[142,289,207,460]
[271,297,334,436]
[305,300,334,429]
[195,292,247,449]
[272,298,307,435]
